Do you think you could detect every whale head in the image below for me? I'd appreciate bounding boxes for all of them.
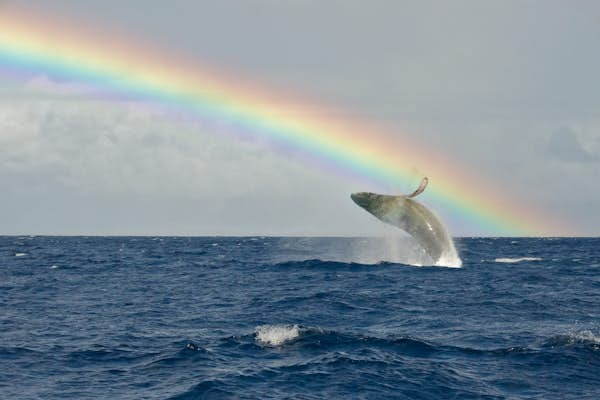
[351,192,401,215]
[350,192,377,209]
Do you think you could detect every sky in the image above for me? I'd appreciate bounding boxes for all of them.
[1,0,599,236]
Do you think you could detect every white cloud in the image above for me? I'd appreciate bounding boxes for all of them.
[2,75,599,235]
[23,74,101,97]
[544,128,598,163]
[0,88,398,235]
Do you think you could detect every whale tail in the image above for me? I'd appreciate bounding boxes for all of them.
[407,177,428,198]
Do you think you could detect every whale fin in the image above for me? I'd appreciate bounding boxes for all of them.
[407,177,428,198]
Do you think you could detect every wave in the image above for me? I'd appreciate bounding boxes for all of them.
[168,326,599,400]
[166,379,233,400]
[249,325,439,356]
[254,325,432,349]
[273,256,462,269]
[272,258,437,270]
[543,330,600,350]
[255,324,301,346]
[495,257,542,263]
[64,347,159,366]
[274,259,383,270]
[247,325,600,358]
[0,346,42,359]
[140,342,212,370]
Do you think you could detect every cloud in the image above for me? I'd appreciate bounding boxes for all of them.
[0,98,273,196]
[22,74,101,97]
[3,74,600,235]
[544,128,597,163]
[0,88,396,235]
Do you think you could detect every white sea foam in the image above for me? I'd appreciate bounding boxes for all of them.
[255,324,301,346]
[436,249,463,268]
[495,257,542,263]
[15,253,27,257]
[348,234,435,266]
[570,330,600,344]
[547,329,600,348]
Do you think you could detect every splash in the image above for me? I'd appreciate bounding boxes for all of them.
[568,330,600,345]
[435,245,462,268]
[348,235,461,267]
[347,235,429,266]
[544,330,600,349]
[255,324,301,346]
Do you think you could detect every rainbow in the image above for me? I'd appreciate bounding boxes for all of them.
[0,10,567,235]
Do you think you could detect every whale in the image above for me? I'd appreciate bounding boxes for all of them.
[351,178,461,267]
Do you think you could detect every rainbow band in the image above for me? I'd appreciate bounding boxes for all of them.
[0,11,565,235]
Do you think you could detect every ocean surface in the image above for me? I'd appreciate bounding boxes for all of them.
[1,236,599,399]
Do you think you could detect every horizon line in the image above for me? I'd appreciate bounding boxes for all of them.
[0,233,596,239]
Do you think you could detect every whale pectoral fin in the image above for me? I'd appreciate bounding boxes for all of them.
[407,177,428,198]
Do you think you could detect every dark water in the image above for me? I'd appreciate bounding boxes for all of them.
[1,236,599,399]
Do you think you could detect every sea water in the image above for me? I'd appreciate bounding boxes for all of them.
[1,236,599,399]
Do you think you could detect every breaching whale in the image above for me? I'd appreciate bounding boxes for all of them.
[351,178,462,267]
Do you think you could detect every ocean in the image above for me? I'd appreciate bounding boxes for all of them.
[1,236,599,399]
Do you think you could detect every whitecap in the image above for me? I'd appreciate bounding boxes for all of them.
[495,257,542,263]
[545,330,600,348]
[571,330,600,344]
[15,253,27,257]
[255,324,301,346]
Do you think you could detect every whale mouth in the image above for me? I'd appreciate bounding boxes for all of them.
[350,192,371,208]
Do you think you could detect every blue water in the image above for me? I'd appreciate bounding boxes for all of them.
[1,236,599,399]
